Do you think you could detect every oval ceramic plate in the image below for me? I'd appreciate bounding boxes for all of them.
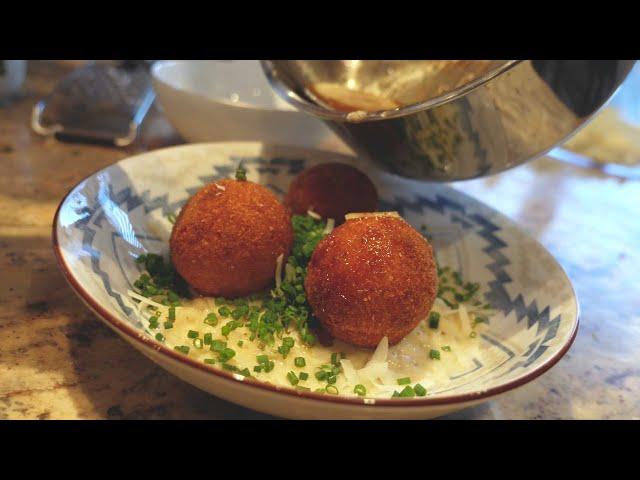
[53,143,579,419]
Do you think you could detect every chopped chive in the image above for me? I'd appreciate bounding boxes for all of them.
[193,338,203,349]
[399,385,415,397]
[277,345,291,358]
[163,321,173,329]
[238,368,251,377]
[441,345,452,352]
[253,365,263,373]
[326,375,337,385]
[221,363,237,372]
[354,384,367,396]
[429,349,441,360]
[397,377,411,385]
[174,345,189,355]
[203,333,212,345]
[392,391,401,398]
[299,372,309,381]
[428,312,440,329]
[155,333,165,342]
[287,371,299,385]
[204,312,218,326]
[294,357,306,368]
[187,330,199,339]
[221,320,241,337]
[211,339,227,352]
[168,306,176,321]
[330,352,340,366]
[282,337,294,348]
[315,370,328,381]
[473,316,489,327]
[470,331,477,338]
[204,358,216,365]
[218,306,231,317]
[325,385,339,395]
[219,347,236,362]
[256,354,269,364]
[414,384,427,397]
[264,361,275,373]
[235,164,247,181]
[237,340,244,347]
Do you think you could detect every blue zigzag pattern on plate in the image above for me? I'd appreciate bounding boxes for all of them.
[380,189,561,370]
[73,156,560,371]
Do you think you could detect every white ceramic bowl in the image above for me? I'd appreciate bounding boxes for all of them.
[53,142,579,419]
[151,61,333,146]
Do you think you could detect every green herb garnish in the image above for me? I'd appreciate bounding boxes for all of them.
[399,386,415,398]
[235,164,247,181]
[428,312,440,329]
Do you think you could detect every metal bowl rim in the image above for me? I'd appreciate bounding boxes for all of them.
[260,60,522,123]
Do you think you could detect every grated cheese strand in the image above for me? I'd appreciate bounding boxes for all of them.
[274,254,284,289]
[126,290,168,310]
[307,209,321,220]
[323,218,335,236]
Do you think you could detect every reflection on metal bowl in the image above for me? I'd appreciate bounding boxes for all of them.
[261,60,636,181]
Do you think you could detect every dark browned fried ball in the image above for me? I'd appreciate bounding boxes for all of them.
[284,162,378,223]
[304,214,438,348]
[170,179,293,298]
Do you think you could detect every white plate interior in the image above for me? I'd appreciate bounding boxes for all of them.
[55,142,578,401]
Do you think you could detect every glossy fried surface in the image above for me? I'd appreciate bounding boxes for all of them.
[170,179,293,297]
[305,216,438,348]
[284,162,378,223]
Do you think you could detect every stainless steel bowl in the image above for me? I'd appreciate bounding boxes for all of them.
[261,60,636,181]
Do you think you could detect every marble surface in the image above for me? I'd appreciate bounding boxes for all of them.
[1,61,638,419]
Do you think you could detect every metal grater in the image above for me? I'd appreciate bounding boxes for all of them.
[31,62,155,146]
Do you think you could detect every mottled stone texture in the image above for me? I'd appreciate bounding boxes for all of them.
[1,61,638,419]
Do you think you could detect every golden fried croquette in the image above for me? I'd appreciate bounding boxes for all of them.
[284,162,378,223]
[304,214,438,348]
[170,179,293,298]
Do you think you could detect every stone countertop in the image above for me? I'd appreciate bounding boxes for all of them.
[1,61,638,419]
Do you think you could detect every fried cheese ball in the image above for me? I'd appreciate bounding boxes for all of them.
[304,214,438,348]
[170,179,293,298]
[284,162,378,223]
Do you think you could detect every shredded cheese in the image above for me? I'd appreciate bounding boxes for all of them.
[458,303,472,337]
[307,209,321,220]
[215,183,226,191]
[126,290,167,310]
[345,211,401,221]
[274,253,284,289]
[323,218,335,236]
